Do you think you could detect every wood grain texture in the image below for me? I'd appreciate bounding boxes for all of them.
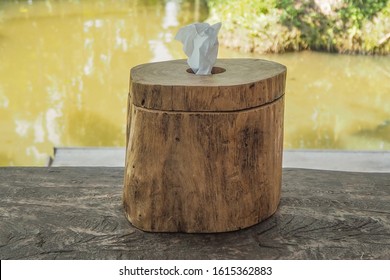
[124,98,284,232]
[130,59,286,112]
[125,59,286,232]
[0,167,389,260]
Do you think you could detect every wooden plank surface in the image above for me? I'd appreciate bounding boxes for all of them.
[0,167,389,260]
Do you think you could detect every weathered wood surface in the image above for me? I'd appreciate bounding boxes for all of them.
[130,59,286,112]
[125,59,286,232]
[1,167,389,260]
[124,100,284,233]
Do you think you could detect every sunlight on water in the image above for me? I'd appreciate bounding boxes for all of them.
[0,0,389,166]
[250,51,390,151]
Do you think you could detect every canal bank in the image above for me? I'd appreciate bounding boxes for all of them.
[207,0,390,55]
[1,0,389,166]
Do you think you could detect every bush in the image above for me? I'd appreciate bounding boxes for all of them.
[207,0,390,54]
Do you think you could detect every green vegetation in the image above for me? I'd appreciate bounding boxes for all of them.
[207,0,390,54]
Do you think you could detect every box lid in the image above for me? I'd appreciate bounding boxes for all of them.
[130,58,286,112]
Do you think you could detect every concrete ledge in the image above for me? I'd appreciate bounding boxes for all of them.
[50,147,125,167]
[0,167,389,259]
[283,150,390,172]
[49,147,390,172]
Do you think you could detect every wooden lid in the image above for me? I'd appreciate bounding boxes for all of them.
[130,58,286,112]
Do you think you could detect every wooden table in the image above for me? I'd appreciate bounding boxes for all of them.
[0,167,389,259]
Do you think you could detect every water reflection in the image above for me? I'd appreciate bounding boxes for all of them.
[221,49,390,150]
[0,0,389,166]
[0,0,209,166]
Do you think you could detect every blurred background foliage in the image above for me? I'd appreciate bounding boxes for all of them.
[208,0,390,54]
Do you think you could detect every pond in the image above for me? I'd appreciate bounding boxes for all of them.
[1,0,389,166]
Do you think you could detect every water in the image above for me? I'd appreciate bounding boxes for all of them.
[0,0,389,166]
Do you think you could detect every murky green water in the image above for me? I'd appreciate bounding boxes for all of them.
[1,0,389,166]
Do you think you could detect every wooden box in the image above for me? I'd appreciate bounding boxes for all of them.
[124,59,286,232]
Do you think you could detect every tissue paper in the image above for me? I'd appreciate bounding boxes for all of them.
[175,22,222,75]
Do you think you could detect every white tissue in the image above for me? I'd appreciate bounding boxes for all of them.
[175,22,222,75]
